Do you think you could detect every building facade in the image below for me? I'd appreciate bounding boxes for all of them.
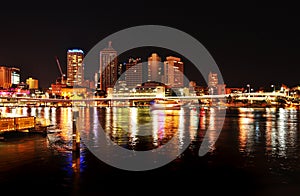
[148,53,162,82]
[163,56,184,87]
[67,49,84,87]
[125,57,143,88]
[11,68,20,86]
[208,71,218,87]
[208,71,226,95]
[26,77,38,89]
[99,41,118,91]
[0,66,20,88]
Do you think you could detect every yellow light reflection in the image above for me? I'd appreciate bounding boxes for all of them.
[92,107,99,138]
[189,108,199,141]
[152,110,161,146]
[129,107,138,139]
[50,107,56,126]
[59,107,73,141]
[276,108,287,157]
[238,111,254,154]
[30,107,36,117]
[199,108,206,130]
[265,108,275,154]
[22,107,27,116]
[178,109,185,149]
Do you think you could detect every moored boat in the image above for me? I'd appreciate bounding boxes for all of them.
[149,98,182,110]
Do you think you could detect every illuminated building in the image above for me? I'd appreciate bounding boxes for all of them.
[208,72,218,87]
[125,57,143,88]
[0,66,12,88]
[26,77,38,89]
[67,49,84,87]
[208,71,218,95]
[99,41,118,91]
[148,53,162,82]
[135,81,173,97]
[217,84,226,95]
[50,83,67,98]
[163,56,184,87]
[0,66,20,88]
[11,68,20,85]
[61,86,87,99]
[208,72,226,95]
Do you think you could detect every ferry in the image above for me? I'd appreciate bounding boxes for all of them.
[149,98,182,110]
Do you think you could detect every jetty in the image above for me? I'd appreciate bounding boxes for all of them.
[0,113,52,138]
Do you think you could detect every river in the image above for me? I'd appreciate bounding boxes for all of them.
[1,106,300,195]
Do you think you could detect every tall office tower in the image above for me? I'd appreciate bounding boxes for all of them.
[0,66,20,88]
[163,56,184,87]
[99,41,118,91]
[0,66,11,88]
[125,57,143,88]
[208,71,218,86]
[208,71,219,94]
[67,49,84,87]
[148,53,162,82]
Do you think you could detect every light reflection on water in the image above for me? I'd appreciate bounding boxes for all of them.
[78,107,193,152]
[1,106,299,160]
[238,107,298,159]
[1,106,300,194]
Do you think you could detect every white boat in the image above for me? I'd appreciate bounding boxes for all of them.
[149,99,182,110]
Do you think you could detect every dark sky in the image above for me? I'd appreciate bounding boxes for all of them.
[1,1,300,90]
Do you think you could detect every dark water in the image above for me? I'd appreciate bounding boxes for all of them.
[1,106,300,195]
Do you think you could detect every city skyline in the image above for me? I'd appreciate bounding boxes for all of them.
[1,2,299,89]
[1,47,299,92]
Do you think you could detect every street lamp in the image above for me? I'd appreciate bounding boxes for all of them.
[247,84,250,96]
[271,84,275,92]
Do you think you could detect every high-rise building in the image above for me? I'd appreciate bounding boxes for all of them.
[208,71,218,95]
[0,66,20,88]
[208,72,218,86]
[163,56,184,87]
[208,71,226,95]
[99,41,118,91]
[148,53,162,82]
[125,57,143,88]
[0,66,11,88]
[67,49,84,87]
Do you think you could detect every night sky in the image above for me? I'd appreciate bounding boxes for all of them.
[1,1,299,90]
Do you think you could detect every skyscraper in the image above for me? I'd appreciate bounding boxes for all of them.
[163,56,184,87]
[125,57,143,88]
[99,41,118,91]
[208,71,218,87]
[208,71,218,95]
[67,49,84,87]
[0,66,20,88]
[148,53,162,82]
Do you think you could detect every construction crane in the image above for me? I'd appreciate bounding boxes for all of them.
[55,56,66,84]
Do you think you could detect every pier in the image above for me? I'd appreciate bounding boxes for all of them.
[0,115,52,137]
